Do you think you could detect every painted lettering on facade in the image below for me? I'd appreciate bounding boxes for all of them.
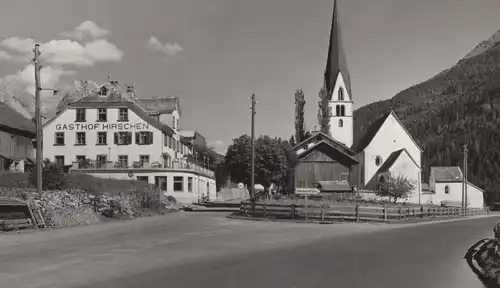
[55,123,150,131]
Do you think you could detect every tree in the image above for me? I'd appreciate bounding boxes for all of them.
[317,87,331,135]
[224,134,293,194]
[288,135,296,147]
[294,89,307,143]
[377,174,416,203]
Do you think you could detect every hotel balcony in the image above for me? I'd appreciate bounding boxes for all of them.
[69,159,215,179]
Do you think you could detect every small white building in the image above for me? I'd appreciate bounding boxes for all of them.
[427,166,484,208]
[42,81,216,203]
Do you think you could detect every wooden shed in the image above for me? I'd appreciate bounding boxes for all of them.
[293,132,358,190]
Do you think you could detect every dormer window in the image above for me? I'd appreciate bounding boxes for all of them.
[99,86,108,96]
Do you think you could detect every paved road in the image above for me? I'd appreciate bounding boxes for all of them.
[1,212,498,288]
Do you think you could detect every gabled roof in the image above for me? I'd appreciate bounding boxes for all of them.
[324,0,352,99]
[294,131,355,156]
[73,82,138,104]
[0,102,36,138]
[137,97,181,116]
[298,140,359,164]
[431,166,463,182]
[377,148,421,173]
[353,110,423,153]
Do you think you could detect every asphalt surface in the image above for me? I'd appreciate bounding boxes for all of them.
[1,212,498,288]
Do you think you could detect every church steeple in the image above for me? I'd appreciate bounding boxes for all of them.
[324,0,351,99]
[324,0,354,148]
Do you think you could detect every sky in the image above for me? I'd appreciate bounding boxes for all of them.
[0,0,499,154]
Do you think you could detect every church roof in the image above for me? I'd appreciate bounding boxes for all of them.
[324,0,352,99]
[353,111,391,152]
[377,148,421,173]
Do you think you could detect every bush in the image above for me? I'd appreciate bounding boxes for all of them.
[0,171,155,194]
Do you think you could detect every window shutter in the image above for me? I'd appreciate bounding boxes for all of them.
[149,132,154,144]
[127,132,132,145]
[114,132,118,144]
[135,132,140,145]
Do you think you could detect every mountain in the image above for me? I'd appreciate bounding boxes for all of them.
[353,29,500,204]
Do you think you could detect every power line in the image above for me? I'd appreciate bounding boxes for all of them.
[0,59,34,96]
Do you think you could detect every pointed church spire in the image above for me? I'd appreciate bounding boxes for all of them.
[324,0,351,99]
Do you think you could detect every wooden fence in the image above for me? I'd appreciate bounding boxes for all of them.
[237,202,490,223]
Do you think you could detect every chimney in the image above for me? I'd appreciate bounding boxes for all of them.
[126,85,134,93]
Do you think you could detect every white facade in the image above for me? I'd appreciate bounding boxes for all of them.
[361,112,422,193]
[426,182,484,208]
[43,105,190,168]
[77,169,216,204]
[328,72,353,148]
[377,150,421,202]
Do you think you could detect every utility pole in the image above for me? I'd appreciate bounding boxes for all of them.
[250,94,256,201]
[33,44,42,195]
[462,144,468,209]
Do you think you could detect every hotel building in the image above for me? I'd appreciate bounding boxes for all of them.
[42,81,216,203]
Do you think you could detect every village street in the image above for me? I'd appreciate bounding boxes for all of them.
[1,212,498,288]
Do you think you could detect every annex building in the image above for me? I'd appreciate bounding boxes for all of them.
[43,81,216,203]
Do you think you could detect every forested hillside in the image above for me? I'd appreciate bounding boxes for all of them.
[353,31,500,204]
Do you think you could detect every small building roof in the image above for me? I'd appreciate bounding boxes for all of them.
[377,148,422,173]
[316,181,351,192]
[0,102,36,138]
[431,166,463,182]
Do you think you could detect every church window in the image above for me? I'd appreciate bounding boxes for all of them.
[375,156,382,166]
[445,185,449,194]
[336,105,340,116]
[339,119,343,127]
[340,105,345,116]
[338,88,344,101]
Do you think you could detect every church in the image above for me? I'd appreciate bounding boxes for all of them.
[293,0,423,200]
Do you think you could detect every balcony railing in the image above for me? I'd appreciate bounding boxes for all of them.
[71,159,215,178]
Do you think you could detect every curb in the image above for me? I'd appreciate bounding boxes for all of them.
[227,213,500,226]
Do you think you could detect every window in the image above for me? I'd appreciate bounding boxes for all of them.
[118,155,128,167]
[445,185,449,194]
[155,176,167,191]
[188,177,193,193]
[76,132,86,145]
[338,88,344,101]
[76,155,86,168]
[176,140,180,152]
[340,173,349,182]
[375,156,382,166]
[136,131,153,145]
[97,108,107,121]
[176,119,179,130]
[115,132,132,145]
[173,116,177,130]
[96,154,107,168]
[207,182,210,195]
[55,155,64,167]
[340,105,345,116]
[174,176,183,192]
[328,106,333,117]
[336,105,340,116]
[76,108,86,122]
[118,108,128,121]
[54,132,65,145]
[97,132,107,145]
[378,175,386,191]
[139,155,150,167]
[137,176,149,183]
[339,119,343,127]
